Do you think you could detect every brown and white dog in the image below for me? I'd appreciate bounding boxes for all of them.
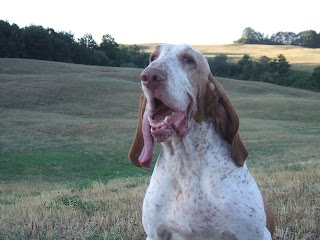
[129,44,275,240]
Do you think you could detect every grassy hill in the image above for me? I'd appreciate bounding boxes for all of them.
[0,59,319,239]
[0,58,147,182]
[140,43,320,72]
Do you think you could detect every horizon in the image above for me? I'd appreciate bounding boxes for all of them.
[1,0,319,45]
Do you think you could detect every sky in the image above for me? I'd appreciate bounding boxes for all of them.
[1,0,319,45]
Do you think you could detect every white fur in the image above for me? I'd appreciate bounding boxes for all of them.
[143,120,269,240]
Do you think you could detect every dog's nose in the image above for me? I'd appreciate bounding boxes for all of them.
[140,68,165,89]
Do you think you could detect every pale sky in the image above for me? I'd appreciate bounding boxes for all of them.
[1,0,319,45]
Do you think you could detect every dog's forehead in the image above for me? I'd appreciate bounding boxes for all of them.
[156,44,200,58]
[152,44,209,72]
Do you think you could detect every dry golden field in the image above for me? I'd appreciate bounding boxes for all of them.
[0,58,319,239]
[0,169,319,239]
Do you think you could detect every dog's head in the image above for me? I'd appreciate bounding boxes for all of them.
[129,44,248,168]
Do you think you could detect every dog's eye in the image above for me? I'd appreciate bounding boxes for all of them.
[150,54,158,62]
[183,56,194,64]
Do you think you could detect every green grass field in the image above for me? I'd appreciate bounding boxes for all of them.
[0,58,319,239]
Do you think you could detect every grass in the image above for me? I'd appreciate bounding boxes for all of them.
[139,43,320,72]
[0,172,318,239]
[0,58,150,182]
[0,178,147,239]
[0,58,320,239]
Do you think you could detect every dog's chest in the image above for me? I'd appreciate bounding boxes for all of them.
[143,173,217,239]
[141,124,266,239]
[143,166,265,239]
[142,156,247,239]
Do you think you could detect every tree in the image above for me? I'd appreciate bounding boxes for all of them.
[91,50,109,65]
[0,19,150,68]
[270,32,297,45]
[237,54,254,79]
[78,33,96,50]
[276,54,290,76]
[235,27,320,48]
[234,27,267,44]
[296,30,320,48]
[48,29,75,62]
[22,25,53,60]
[0,20,13,57]
[72,43,92,64]
[0,20,24,58]
[252,56,272,80]
[99,34,119,62]
[128,45,149,67]
[208,54,229,77]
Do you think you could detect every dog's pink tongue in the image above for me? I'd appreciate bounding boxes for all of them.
[138,110,154,168]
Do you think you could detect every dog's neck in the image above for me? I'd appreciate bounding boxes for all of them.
[156,119,240,176]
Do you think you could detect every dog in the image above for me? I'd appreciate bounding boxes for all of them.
[129,44,275,240]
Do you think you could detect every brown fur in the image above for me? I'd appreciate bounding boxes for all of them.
[128,93,146,167]
[194,73,248,166]
[263,195,276,237]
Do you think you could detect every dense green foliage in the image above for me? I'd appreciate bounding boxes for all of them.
[0,20,149,67]
[208,54,320,91]
[235,27,320,48]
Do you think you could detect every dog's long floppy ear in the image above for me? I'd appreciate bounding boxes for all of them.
[128,93,147,167]
[195,73,248,166]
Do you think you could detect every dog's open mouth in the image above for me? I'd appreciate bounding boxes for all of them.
[138,98,188,168]
[148,98,188,141]
[148,98,174,132]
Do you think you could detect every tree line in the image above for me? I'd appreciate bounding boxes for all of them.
[0,20,149,67]
[235,27,320,48]
[1,20,319,91]
[207,54,320,91]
